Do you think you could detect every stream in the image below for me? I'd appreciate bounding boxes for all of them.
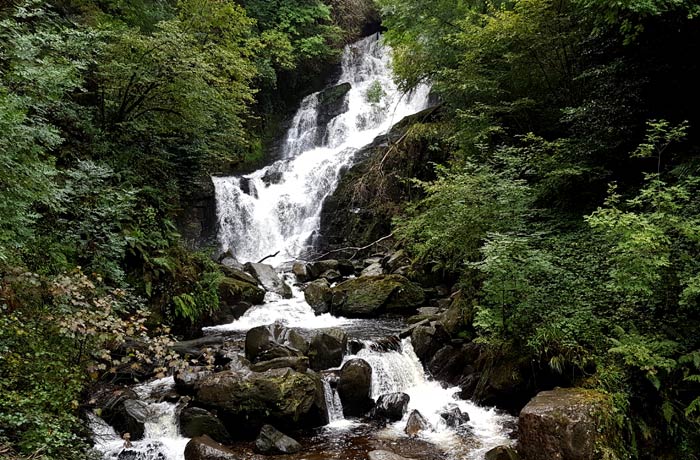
[90,33,515,460]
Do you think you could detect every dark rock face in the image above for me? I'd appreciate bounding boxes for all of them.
[245,323,308,363]
[370,393,410,423]
[315,82,351,145]
[184,435,239,460]
[239,177,258,197]
[195,368,321,430]
[331,275,425,317]
[485,445,520,460]
[178,178,217,250]
[179,407,231,444]
[337,359,373,416]
[244,263,292,298]
[90,386,145,440]
[440,404,469,428]
[254,425,302,455]
[405,410,430,437]
[308,329,347,371]
[304,279,333,314]
[518,388,614,460]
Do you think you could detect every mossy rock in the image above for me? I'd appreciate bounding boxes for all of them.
[331,274,425,317]
[218,277,265,306]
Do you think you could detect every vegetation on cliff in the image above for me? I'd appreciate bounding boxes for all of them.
[376,0,700,457]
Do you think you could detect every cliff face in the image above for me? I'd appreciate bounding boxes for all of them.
[316,105,444,254]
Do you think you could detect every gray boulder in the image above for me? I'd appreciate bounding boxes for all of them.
[303,279,333,314]
[244,262,292,298]
[361,262,384,276]
[337,359,373,416]
[331,275,425,317]
[308,329,347,371]
[90,386,145,440]
[292,262,308,282]
[518,388,616,460]
[405,410,430,437]
[254,425,302,455]
[440,404,469,428]
[485,445,520,460]
[184,435,239,460]
[179,407,231,444]
[245,323,308,363]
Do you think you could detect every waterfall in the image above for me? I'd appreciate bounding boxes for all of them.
[214,33,431,265]
[344,339,516,459]
[90,377,188,460]
[322,375,347,425]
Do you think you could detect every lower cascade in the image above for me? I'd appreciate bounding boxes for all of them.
[89,33,515,460]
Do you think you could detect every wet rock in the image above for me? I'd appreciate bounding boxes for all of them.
[440,404,469,428]
[184,435,239,460]
[245,323,308,363]
[427,345,471,385]
[370,392,410,422]
[316,82,351,128]
[118,442,167,460]
[254,424,302,455]
[261,163,287,186]
[368,451,416,460]
[220,256,244,272]
[337,359,373,416]
[292,262,308,282]
[331,275,425,317]
[404,410,430,437]
[244,262,292,298]
[218,277,265,307]
[195,368,320,429]
[361,262,384,276]
[239,177,257,197]
[307,259,354,279]
[90,386,145,440]
[308,329,347,371]
[304,279,332,314]
[219,266,258,286]
[518,388,614,460]
[348,339,365,355]
[485,445,520,460]
[368,335,402,352]
[411,323,450,362]
[180,407,231,444]
[250,356,309,373]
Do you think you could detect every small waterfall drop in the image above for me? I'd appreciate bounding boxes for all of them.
[214,33,430,265]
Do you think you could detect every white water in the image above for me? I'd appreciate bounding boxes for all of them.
[90,377,188,460]
[342,339,516,459]
[214,33,430,265]
[203,274,354,332]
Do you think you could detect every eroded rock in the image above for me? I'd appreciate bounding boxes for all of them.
[337,359,373,416]
[254,424,302,455]
[184,435,239,460]
[405,410,430,437]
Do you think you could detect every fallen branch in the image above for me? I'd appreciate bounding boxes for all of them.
[311,233,395,261]
[257,251,280,264]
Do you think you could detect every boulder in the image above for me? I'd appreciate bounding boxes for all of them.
[411,323,450,362]
[184,435,239,460]
[245,323,308,363]
[331,275,425,317]
[308,329,347,371]
[292,262,308,282]
[218,277,265,307]
[244,263,292,298]
[404,410,430,437]
[303,279,333,314]
[195,368,320,428]
[361,262,384,277]
[180,407,231,444]
[440,404,469,428]
[254,425,302,455]
[250,356,309,373]
[90,386,145,440]
[485,445,520,460]
[219,266,258,286]
[518,388,614,460]
[320,269,343,282]
[368,451,415,460]
[307,259,352,279]
[383,250,410,273]
[370,393,410,422]
[337,359,373,416]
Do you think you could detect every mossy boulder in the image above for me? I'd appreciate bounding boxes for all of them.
[218,277,265,306]
[195,368,323,433]
[518,388,617,460]
[304,279,333,314]
[331,274,425,317]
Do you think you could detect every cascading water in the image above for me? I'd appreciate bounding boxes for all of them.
[344,339,516,460]
[214,33,430,265]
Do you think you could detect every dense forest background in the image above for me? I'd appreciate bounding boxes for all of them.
[0,0,699,459]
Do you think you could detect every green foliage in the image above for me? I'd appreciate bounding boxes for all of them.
[365,80,385,105]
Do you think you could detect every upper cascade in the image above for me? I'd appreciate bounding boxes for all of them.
[214,33,430,265]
